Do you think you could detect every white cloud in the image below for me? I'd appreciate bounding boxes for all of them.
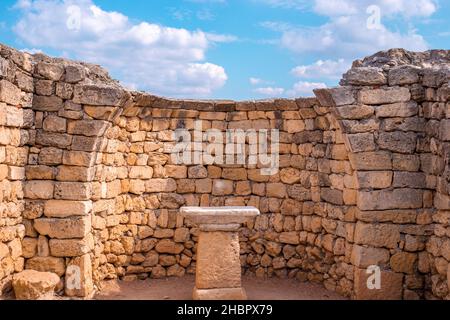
[257,0,438,18]
[254,87,285,96]
[312,0,437,18]
[286,81,327,97]
[250,77,263,85]
[291,59,351,80]
[255,0,307,10]
[253,81,326,98]
[268,16,429,58]
[13,0,229,97]
[205,33,238,43]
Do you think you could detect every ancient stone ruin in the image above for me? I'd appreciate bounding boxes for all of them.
[0,42,449,300]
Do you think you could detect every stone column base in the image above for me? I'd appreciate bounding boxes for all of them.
[193,287,247,300]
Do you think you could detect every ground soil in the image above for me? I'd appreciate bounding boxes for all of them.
[94,275,347,300]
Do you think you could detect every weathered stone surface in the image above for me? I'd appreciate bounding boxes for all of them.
[390,252,417,274]
[34,216,91,239]
[49,236,92,257]
[44,200,92,218]
[24,181,54,200]
[343,67,387,85]
[378,132,417,154]
[349,151,392,170]
[12,270,60,300]
[196,231,241,289]
[73,84,129,106]
[0,80,21,105]
[33,96,64,112]
[388,66,420,86]
[375,102,418,118]
[67,120,109,137]
[336,104,374,120]
[155,239,184,254]
[357,171,392,189]
[351,245,390,268]
[36,62,64,81]
[25,257,66,277]
[359,88,411,105]
[54,182,91,200]
[358,189,423,210]
[354,222,400,248]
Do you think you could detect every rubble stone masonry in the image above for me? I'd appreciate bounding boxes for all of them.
[0,43,448,300]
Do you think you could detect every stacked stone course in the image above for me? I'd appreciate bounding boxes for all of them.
[0,43,449,300]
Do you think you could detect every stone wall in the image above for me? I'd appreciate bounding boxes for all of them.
[0,46,32,295]
[0,43,448,300]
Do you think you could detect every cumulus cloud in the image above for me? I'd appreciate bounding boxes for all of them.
[253,87,285,96]
[313,0,437,18]
[13,0,229,97]
[253,81,326,98]
[291,59,351,80]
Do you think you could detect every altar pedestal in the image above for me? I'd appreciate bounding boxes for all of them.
[180,207,260,300]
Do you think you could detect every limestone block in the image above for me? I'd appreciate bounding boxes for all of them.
[354,222,400,249]
[24,181,54,200]
[390,252,417,274]
[36,62,64,81]
[212,180,234,196]
[343,67,387,85]
[34,216,91,239]
[73,84,129,106]
[67,120,109,137]
[188,165,208,179]
[25,257,66,276]
[155,239,184,254]
[42,115,66,133]
[378,132,417,154]
[347,133,376,152]
[356,171,392,189]
[49,235,93,257]
[358,87,411,105]
[196,231,241,289]
[336,104,374,120]
[33,96,63,112]
[145,178,177,193]
[193,287,247,300]
[349,151,392,170]
[65,65,85,83]
[54,182,91,200]
[266,183,287,198]
[375,101,418,118]
[351,245,390,268]
[0,80,21,105]
[35,131,72,148]
[39,147,63,165]
[62,150,95,167]
[56,166,94,182]
[12,270,60,300]
[280,168,301,184]
[388,66,420,86]
[357,189,423,210]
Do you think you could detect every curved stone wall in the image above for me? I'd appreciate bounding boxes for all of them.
[0,43,448,300]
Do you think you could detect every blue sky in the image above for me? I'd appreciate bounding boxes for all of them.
[0,0,449,100]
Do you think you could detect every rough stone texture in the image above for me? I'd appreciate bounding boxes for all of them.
[12,270,60,300]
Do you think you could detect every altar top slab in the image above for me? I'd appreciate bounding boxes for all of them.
[180,206,260,225]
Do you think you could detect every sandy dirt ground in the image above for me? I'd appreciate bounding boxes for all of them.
[94,275,347,300]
